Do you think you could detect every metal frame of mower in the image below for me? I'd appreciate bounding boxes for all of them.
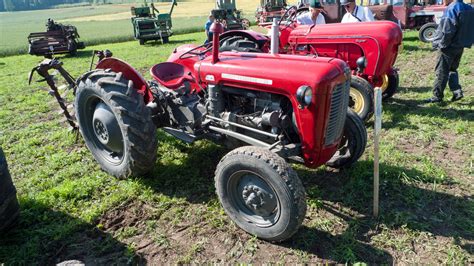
[28,19,85,57]
[131,0,177,45]
[30,21,368,242]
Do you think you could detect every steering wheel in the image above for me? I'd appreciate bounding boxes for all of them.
[278,5,298,26]
[178,43,212,59]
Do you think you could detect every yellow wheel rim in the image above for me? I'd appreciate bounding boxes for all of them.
[349,87,365,115]
[380,74,389,93]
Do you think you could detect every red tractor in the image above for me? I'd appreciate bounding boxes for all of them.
[302,0,450,43]
[30,22,367,242]
[256,0,288,24]
[220,11,402,121]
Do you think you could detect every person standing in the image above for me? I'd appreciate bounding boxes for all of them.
[296,0,326,25]
[340,0,375,23]
[425,0,474,103]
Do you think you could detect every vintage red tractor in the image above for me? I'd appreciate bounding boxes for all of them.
[219,11,402,121]
[30,21,367,242]
[256,0,288,24]
[301,0,451,43]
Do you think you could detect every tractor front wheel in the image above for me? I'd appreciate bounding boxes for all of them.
[0,147,20,232]
[349,75,374,121]
[215,146,306,242]
[75,70,158,178]
[382,72,399,100]
[326,108,367,168]
[419,22,438,43]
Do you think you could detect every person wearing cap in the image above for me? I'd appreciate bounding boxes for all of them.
[340,0,375,23]
[296,0,326,25]
[204,13,215,44]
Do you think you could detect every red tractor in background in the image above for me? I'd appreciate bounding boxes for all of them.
[31,21,367,242]
[300,0,450,43]
[255,0,288,24]
[220,10,402,121]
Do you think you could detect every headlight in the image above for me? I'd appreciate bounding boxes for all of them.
[356,56,368,72]
[296,85,313,108]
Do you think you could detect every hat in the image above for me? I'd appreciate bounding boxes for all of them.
[309,0,323,9]
[340,0,355,5]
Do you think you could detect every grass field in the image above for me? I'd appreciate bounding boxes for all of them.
[0,30,473,264]
[0,0,260,56]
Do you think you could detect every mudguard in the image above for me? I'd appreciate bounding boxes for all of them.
[96,58,153,103]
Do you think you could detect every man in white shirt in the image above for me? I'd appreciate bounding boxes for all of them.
[296,0,326,25]
[340,0,375,23]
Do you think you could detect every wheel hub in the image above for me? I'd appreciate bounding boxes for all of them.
[239,175,277,217]
[92,102,122,153]
[349,87,365,115]
[380,74,389,92]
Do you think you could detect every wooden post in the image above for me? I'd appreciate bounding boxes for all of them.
[373,87,382,217]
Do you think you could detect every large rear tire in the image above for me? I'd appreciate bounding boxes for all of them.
[75,70,158,178]
[419,22,438,43]
[215,146,306,242]
[0,147,20,232]
[349,75,374,121]
[326,109,367,168]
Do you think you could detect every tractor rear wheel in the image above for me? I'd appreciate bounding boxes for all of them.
[326,109,367,168]
[382,72,399,100]
[0,147,20,232]
[349,75,374,121]
[215,146,306,242]
[419,22,438,43]
[75,70,158,178]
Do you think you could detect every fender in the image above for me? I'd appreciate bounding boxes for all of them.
[220,30,270,49]
[96,58,153,103]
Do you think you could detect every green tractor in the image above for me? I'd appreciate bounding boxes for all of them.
[213,0,250,30]
[131,0,177,45]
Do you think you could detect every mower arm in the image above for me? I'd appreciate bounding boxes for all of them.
[169,0,177,16]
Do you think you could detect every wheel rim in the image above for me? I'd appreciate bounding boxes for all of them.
[349,87,365,115]
[227,170,280,227]
[423,27,436,41]
[82,96,124,165]
[380,74,389,93]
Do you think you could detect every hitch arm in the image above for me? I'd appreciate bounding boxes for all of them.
[29,58,78,131]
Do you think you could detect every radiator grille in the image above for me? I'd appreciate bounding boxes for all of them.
[324,80,350,146]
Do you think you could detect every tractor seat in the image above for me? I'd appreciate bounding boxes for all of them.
[150,62,194,90]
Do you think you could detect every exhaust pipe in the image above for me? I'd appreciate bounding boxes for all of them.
[210,21,224,64]
[270,18,279,55]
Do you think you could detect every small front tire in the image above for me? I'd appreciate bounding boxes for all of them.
[382,72,399,100]
[349,75,374,121]
[215,146,306,242]
[419,22,438,43]
[326,109,367,168]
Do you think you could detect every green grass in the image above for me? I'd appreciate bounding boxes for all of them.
[0,30,473,264]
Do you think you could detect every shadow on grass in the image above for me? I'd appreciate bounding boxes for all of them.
[142,39,197,47]
[297,160,473,256]
[402,44,434,52]
[0,198,137,265]
[139,134,472,261]
[382,91,473,130]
